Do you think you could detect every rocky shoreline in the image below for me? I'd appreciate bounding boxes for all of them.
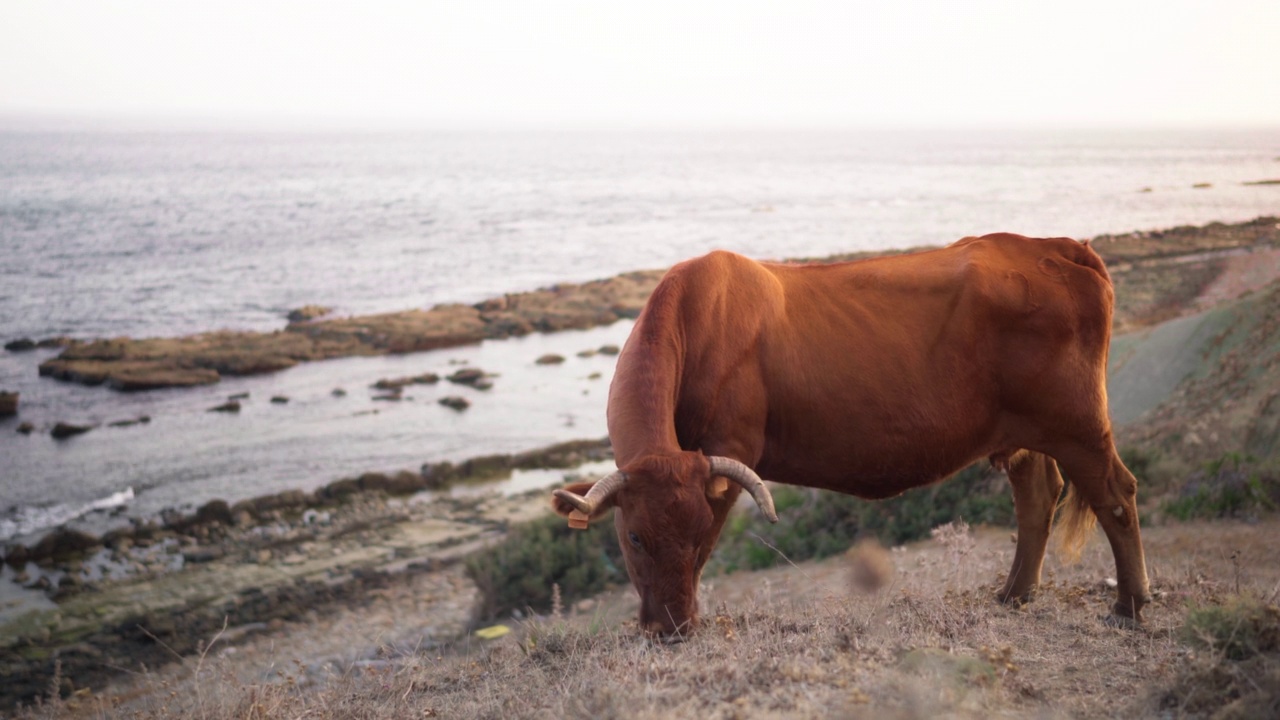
[9,216,1276,397]
[0,437,613,710]
[26,271,661,392]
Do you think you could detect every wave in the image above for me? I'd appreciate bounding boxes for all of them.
[0,487,134,543]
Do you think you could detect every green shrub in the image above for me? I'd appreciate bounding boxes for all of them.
[1182,596,1280,661]
[466,513,624,621]
[1162,454,1279,521]
[710,463,1013,574]
[469,464,1014,618]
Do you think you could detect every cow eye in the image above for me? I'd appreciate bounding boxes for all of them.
[628,531,642,549]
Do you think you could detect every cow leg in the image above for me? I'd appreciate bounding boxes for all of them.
[998,451,1063,605]
[1051,442,1152,622]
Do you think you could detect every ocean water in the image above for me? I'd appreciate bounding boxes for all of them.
[1,127,1278,542]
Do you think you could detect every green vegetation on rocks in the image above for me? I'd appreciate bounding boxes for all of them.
[465,512,624,620]
[1162,454,1280,521]
[468,463,1014,618]
[711,463,1013,574]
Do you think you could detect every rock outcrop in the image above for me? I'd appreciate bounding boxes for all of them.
[0,391,16,416]
[50,422,93,439]
[37,268,662,392]
[286,304,333,323]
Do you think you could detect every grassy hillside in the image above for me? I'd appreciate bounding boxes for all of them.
[24,520,1280,719]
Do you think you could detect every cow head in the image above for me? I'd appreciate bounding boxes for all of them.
[551,452,777,639]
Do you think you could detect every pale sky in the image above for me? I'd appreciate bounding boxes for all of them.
[1,0,1277,129]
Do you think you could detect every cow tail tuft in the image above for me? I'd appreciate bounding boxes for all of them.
[1056,480,1096,563]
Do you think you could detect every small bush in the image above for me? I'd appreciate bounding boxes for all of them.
[1182,595,1280,661]
[1162,454,1279,521]
[710,463,1013,574]
[466,513,624,621]
[468,464,1013,617]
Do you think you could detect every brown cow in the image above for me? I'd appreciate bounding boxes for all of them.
[552,234,1152,638]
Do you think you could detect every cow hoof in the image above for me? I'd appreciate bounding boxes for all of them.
[995,587,1036,607]
[1102,613,1144,630]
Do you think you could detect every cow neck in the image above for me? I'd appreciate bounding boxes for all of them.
[607,283,687,468]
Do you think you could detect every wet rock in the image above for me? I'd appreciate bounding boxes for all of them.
[270,395,289,404]
[577,348,597,358]
[194,499,233,527]
[511,438,612,469]
[446,367,489,386]
[0,391,17,416]
[130,519,161,542]
[319,477,361,501]
[16,421,34,434]
[4,338,36,352]
[209,400,241,413]
[195,353,297,376]
[182,547,225,564]
[357,472,392,493]
[597,344,620,356]
[438,396,470,411]
[52,580,84,601]
[286,305,332,323]
[373,373,439,390]
[51,422,94,439]
[228,392,250,400]
[420,461,455,489]
[102,527,136,550]
[3,543,29,566]
[459,453,513,480]
[107,415,151,427]
[106,367,221,391]
[28,529,101,563]
[233,489,311,518]
[37,336,74,349]
[331,388,347,397]
[386,470,428,495]
[536,353,565,365]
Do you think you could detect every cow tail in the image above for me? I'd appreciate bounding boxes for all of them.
[1056,478,1097,563]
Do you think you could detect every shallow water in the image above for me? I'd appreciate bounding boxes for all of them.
[0,321,632,542]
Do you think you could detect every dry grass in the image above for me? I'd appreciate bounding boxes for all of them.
[17,517,1280,719]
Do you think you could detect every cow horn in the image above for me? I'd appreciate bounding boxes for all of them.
[708,456,778,523]
[553,471,628,515]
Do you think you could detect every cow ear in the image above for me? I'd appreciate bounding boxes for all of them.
[550,481,617,523]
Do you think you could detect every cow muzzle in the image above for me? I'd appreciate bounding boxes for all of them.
[640,595,698,641]
[643,615,697,643]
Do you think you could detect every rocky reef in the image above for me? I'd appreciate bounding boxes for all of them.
[36,270,662,392]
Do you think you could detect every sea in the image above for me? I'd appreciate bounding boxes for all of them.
[1,126,1278,544]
